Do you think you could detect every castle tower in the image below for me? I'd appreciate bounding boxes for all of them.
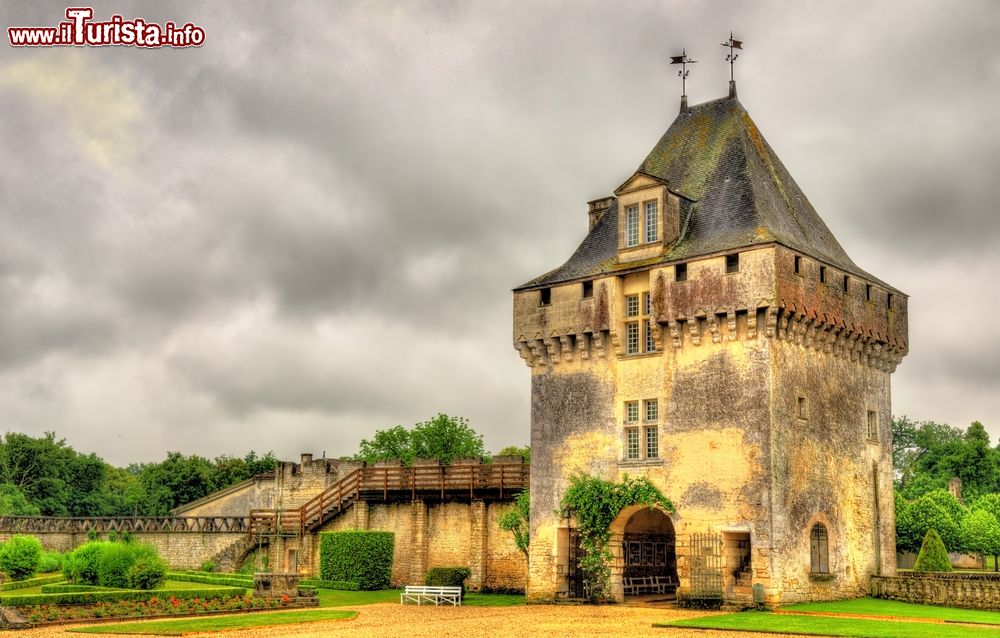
[512,89,908,605]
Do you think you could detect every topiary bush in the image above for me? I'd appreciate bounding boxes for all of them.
[913,528,953,572]
[200,560,215,573]
[0,534,42,580]
[127,553,167,590]
[64,541,166,590]
[37,550,64,574]
[425,567,471,596]
[319,531,393,590]
[63,542,106,585]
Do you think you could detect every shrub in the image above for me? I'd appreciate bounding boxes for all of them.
[0,574,64,591]
[2,586,246,607]
[127,554,166,590]
[425,567,471,595]
[63,542,106,585]
[299,578,359,591]
[319,531,393,590]
[913,529,953,572]
[97,542,135,588]
[37,550,63,574]
[0,535,42,580]
[201,560,215,573]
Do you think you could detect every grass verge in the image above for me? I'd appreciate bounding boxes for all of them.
[658,612,1000,637]
[783,597,1000,625]
[70,609,357,635]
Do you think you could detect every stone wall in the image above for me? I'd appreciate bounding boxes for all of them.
[872,573,1000,610]
[309,500,526,592]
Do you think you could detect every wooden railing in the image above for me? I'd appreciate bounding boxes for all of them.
[0,515,250,534]
[249,462,529,537]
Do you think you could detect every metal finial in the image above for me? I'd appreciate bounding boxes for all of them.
[669,48,698,96]
[721,31,743,82]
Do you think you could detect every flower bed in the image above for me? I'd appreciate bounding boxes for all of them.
[15,592,309,625]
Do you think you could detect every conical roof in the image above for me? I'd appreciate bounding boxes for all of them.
[517,93,890,291]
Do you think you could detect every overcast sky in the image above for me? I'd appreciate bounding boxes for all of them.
[0,1,997,466]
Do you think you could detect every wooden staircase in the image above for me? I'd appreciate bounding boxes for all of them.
[248,462,529,538]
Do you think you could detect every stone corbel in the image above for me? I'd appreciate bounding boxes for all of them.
[726,310,737,341]
[708,314,721,343]
[559,335,573,363]
[669,320,682,348]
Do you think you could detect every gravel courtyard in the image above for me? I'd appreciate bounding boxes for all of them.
[18,604,789,638]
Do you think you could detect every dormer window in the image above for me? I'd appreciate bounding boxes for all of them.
[625,205,639,247]
[645,201,659,242]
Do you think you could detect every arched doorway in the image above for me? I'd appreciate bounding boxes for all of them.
[621,507,677,598]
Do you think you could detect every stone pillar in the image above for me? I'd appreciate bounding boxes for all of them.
[468,500,487,591]
[410,501,429,584]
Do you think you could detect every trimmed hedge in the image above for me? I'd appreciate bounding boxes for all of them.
[299,578,360,591]
[319,531,393,590]
[41,584,125,593]
[166,572,253,587]
[0,574,66,591]
[64,541,166,590]
[425,567,471,595]
[2,586,247,607]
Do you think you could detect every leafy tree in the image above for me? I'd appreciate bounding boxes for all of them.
[354,415,485,466]
[0,483,40,516]
[897,495,960,553]
[356,426,413,465]
[913,529,953,572]
[921,489,967,528]
[497,490,530,560]
[955,422,998,500]
[496,445,530,464]
[410,414,484,464]
[961,509,1000,569]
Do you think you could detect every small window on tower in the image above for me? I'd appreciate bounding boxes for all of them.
[676,263,688,282]
[843,275,850,294]
[794,255,802,275]
[887,293,894,310]
[867,410,878,442]
[820,266,827,284]
[540,288,551,306]
[582,281,593,298]
[797,397,807,420]
[726,253,740,274]
[866,284,872,302]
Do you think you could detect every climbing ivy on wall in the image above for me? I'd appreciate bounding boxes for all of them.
[560,474,672,601]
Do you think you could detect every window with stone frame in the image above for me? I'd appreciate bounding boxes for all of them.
[867,410,878,442]
[624,293,655,355]
[810,523,830,574]
[624,401,641,460]
[644,201,659,243]
[644,398,659,459]
[625,205,639,247]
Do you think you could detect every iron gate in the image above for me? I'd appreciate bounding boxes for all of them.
[689,532,723,600]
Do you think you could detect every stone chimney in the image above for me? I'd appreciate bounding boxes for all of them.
[680,94,689,114]
[587,197,615,230]
[300,453,313,465]
[729,80,738,99]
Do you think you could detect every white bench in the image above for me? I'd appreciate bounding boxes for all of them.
[623,575,676,595]
[400,585,462,606]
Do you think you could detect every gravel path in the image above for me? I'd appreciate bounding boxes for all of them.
[14,604,793,638]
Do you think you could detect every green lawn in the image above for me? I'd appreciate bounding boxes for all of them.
[784,597,1000,625]
[315,588,524,607]
[70,609,357,635]
[658,612,1000,637]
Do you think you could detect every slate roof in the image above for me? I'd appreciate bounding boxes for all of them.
[516,93,895,292]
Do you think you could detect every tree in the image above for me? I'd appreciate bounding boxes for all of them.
[955,422,998,500]
[497,490,530,560]
[356,426,413,465]
[961,509,1000,570]
[496,445,530,464]
[410,414,484,464]
[897,495,960,554]
[913,529,953,572]
[0,483,40,516]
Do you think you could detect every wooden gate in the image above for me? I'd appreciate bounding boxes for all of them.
[567,528,587,599]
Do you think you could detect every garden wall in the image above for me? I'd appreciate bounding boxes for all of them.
[872,573,1000,610]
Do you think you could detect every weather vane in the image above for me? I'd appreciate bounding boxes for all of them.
[669,48,698,96]
[721,31,743,82]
